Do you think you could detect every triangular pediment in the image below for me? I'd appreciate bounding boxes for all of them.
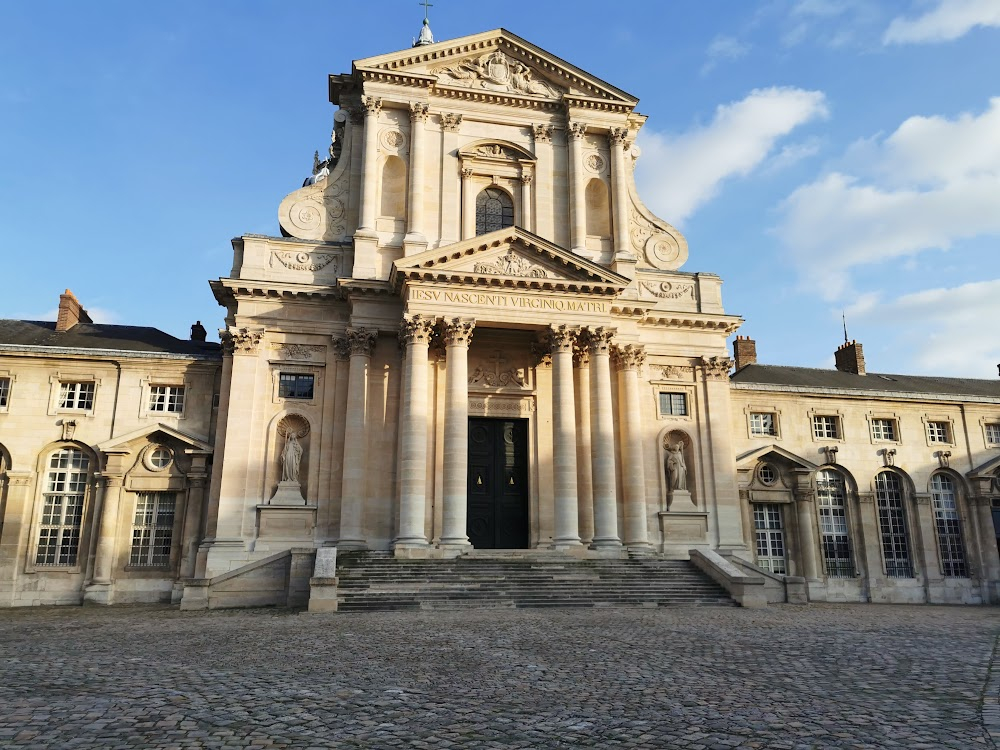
[736,445,819,471]
[354,29,638,106]
[97,423,213,454]
[969,454,1000,479]
[391,227,629,294]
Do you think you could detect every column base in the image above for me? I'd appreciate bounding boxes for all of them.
[590,537,623,550]
[83,582,114,606]
[392,540,433,559]
[551,538,583,550]
[337,539,369,551]
[438,540,472,552]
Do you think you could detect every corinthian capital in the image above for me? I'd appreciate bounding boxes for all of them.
[532,124,553,143]
[399,314,437,346]
[548,324,578,353]
[701,355,734,381]
[611,343,646,371]
[225,327,265,355]
[568,122,588,140]
[608,127,630,147]
[442,318,475,347]
[582,326,616,355]
[441,113,463,132]
[362,96,382,116]
[409,102,429,122]
[346,327,378,357]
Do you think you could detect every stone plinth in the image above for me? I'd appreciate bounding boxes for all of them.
[659,511,709,557]
[256,505,316,545]
[269,481,306,505]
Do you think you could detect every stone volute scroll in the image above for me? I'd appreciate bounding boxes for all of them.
[270,415,311,505]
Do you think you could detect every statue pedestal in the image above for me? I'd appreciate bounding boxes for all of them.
[668,489,697,512]
[256,504,316,550]
[658,510,709,558]
[269,481,306,506]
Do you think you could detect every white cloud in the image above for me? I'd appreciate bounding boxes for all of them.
[775,97,1000,298]
[884,0,1000,44]
[845,280,1000,376]
[701,35,750,74]
[635,87,828,225]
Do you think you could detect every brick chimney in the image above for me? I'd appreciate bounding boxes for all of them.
[835,340,866,376]
[55,289,93,332]
[733,335,757,371]
[190,321,207,342]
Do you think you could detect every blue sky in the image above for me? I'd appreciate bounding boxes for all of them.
[2,1,998,378]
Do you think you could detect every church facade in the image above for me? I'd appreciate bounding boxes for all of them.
[0,28,997,608]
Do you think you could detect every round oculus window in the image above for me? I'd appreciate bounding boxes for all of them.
[145,446,173,471]
[758,464,777,486]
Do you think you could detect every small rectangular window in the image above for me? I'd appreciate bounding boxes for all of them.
[58,381,95,410]
[130,493,176,567]
[749,413,776,437]
[927,421,950,444]
[279,373,315,400]
[0,377,9,407]
[813,415,840,440]
[871,418,897,442]
[985,423,1000,446]
[658,392,687,417]
[149,385,185,413]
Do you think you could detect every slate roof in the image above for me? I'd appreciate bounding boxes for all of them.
[731,364,1000,400]
[0,320,221,357]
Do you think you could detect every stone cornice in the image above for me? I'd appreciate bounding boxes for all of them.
[214,278,343,302]
[611,306,743,334]
[730,381,1000,405]
[0,344,220,362]
[394,271,622,297]
[337,279,395,297]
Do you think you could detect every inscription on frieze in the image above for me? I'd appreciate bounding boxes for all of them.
[410,288,607,314]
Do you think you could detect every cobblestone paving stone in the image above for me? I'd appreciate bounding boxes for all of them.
[0,603,997,749]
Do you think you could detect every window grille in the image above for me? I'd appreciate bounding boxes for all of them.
[753,504,787,574]
[817,470,854,577]
[475,187,514,235]
[930,474,968,577]
[750,413,776,436]
[36,449,89,566]
[875,472,913,577]
[659,392,687,417]
[278,373,315,399]
[0,377,9,407]
[58,381,95,410]
[926,421,950,444]
[130,493,176,567]
[149,385,185,413]
[813,415,840,439]
[871,418,897,442]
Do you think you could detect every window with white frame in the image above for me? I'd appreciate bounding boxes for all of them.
[871,418,897,442]
[926,421,951,444]
[278,373,315,400]
[813,415,840,440]
[58,381,95,410]
[35,448,89,566]
[658,392,688,417]
[817,470,854,578]
[753,504,787,575]
[985,423,1000,446]
[930,474,968,577]
[749,412,776,437]
[148,385,185,413]
[0,377,9,408]
[129,492,176,567]
[875,471,913,578]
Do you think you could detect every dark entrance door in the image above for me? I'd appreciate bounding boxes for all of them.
[467,418,529,549]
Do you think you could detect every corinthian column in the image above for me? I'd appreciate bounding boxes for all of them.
[608,127,633,260]
[586,327,621,549]
[567,121,588,255]
[338,327,378,550]
[440,318,475,549]
[574,345,594,546]
[613,343,650,550]
[395,315,436,550]
[550,325,582,549]
[357,96,382,234]
[405,102,429,250]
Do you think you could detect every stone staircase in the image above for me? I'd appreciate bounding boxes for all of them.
[334,551,737,612]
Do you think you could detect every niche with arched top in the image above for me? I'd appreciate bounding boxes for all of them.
[585,178,612,254]
[378,155,407,225]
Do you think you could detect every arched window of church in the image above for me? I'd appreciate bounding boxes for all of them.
[585,178,611,238]
[816,469,854,578]
[36,448,90,566]
[875,471,913,578]
[475,187,514,235]
[930,473,968,577]
[379,156,407,220]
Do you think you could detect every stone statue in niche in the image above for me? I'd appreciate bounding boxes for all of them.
[280,431,303,483]
[664,433,696,511]
[270,417,311,505]
[665,441,688,491]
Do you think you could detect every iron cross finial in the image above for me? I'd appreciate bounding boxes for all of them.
[419,0,433,21]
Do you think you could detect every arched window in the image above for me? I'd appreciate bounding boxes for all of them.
[875,471,913,578]
[817,469,854,578]
[36,448,90,566]
[475,187,514,235]
[930,473,968,577]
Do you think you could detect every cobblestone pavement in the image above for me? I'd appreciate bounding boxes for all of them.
[0,604,998,749]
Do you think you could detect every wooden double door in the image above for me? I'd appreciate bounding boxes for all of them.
[467,418,529,549]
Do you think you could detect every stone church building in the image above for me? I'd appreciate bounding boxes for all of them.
[1,27,998,609]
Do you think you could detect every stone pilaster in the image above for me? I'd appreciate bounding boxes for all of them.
[338,327,378,550]
[609,127,633,261]
[440,113,463,246]
[395,315,436,551]
[405,102,429,252]
[531,124,555,241]
[613,343,650,550]
[793,470,819,581]
[179,473,207,581]
[353,96,382,279]
[567,122,588,255]
[0,471,34,605]
[440,318,475,549]
[550,325,582,549]
[85,472,125,604]
[461,167,476,240]
[520,173,534,233]
[585,327,621,549]
[913,492,943,597]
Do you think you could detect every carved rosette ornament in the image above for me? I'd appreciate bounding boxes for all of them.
[346,327,378,357]
[379,129,406,151]
[568,122,588,140]
[442,318,475,348]
[582,326,616,355]
[225,327,264,355]
[611,344,646,371]
[532,124,553,143]
[399,315,437,346]
[549,325,578,353]
[701,356,734,380]
[441,113,463,132]
[409,102,429,122]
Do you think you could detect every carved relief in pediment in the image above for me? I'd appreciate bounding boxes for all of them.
[472,249,549,279]
[433,50,564,99]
